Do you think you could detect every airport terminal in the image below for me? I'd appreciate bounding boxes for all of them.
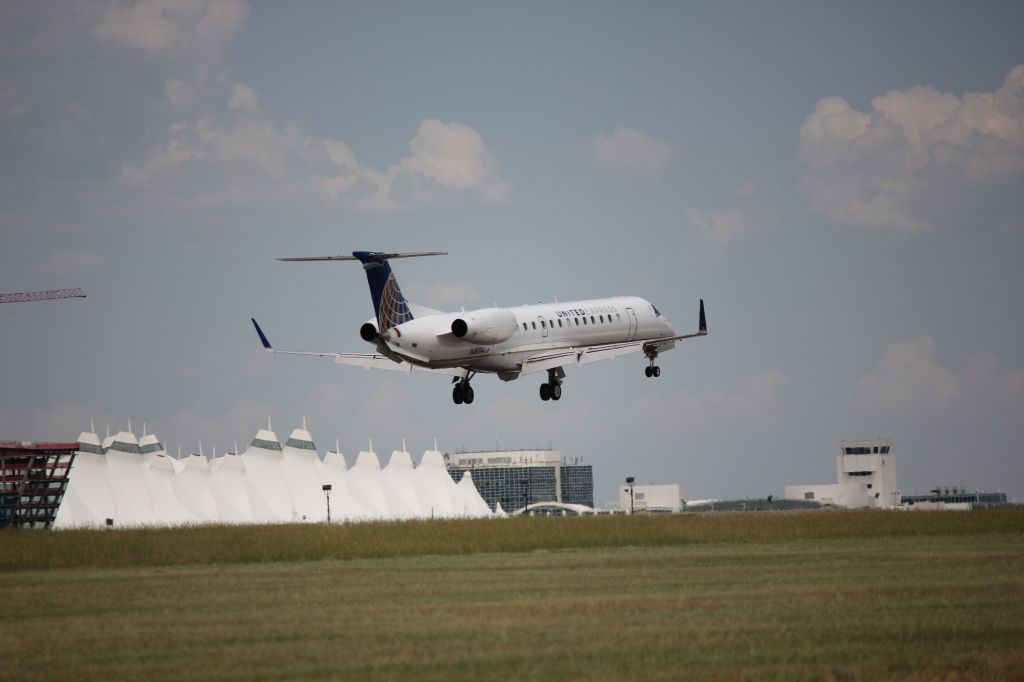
[2,427,1012,529]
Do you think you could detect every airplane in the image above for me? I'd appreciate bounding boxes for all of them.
[251,251,707,405]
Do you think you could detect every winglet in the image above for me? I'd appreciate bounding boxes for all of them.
[699,299,707,335]
[251,318,272,350]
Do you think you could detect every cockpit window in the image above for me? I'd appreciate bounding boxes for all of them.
[652,305,661,316]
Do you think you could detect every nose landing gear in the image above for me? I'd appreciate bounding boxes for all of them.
[644,349,661,378]
[539,367,565,402]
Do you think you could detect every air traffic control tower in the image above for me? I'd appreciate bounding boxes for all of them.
[784,438,898,508]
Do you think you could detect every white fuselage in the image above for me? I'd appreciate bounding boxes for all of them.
[379,296,676,375]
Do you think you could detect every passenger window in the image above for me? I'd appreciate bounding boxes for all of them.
[600,315,605,323]
[523,323,528,331]
[557,319,562,327]
[616,313,621,321]
[591,316,595,324]
[583,318,587,325]
[531,322,536,330]
[541,320,546,328]
[575,318,579,326]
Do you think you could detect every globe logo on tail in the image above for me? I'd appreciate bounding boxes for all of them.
[378,272,413,332]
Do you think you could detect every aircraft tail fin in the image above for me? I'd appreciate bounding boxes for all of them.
[277,251,446,332]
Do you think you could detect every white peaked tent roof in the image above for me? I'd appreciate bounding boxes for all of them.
[242,426,295,522]
[324,450,347,469]
[281,423,329,522]
[319,447,369,521]
[104,430,158,525]
[173,451,219,522]
[347,449,394,518]
[412,448,459,518]
[209,451,254,523]
[54,429,114,528]
[138,434,195,525]
[380,445,423,519]
[54,422,494,526]
[453,471,492,517]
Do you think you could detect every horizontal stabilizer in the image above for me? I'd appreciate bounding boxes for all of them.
[277,251,447,262]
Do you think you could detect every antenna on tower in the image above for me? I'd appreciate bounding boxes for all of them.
[402,437,407,453]
[302,415,307,431]
[369,438,374,453]
[335,438,340,454]
[433,437,438,452]
[267,416,272,431]
[90,418,95,434]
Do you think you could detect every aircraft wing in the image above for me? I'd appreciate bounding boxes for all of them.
[250,319,467,378]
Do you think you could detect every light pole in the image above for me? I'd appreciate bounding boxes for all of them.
[322,484,332,523]
[520,478,531,514]
[626,476,635,515]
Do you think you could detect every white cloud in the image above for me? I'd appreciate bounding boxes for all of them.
[40,249,102,275]
[92,0,248,57]
[591,127,672,172]
[799,65,1024,232]
[121,85,511,212]
[397,119,511,203]
[852,336,1024,421]
[227,82,258,112]
[851,336,958,416]
[686,208,762,246]
[404,281,480,310]
[686,181,774,247]
[630,370,784,433]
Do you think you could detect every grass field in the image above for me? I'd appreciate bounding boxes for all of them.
[2,510,1023,681]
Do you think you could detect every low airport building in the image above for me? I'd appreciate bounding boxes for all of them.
[444,449,594,513]
[618,483,684,513]
[901,487,1009,510]
[784,438,898,509]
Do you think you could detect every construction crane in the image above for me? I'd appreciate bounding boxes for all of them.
[0,288,87,304]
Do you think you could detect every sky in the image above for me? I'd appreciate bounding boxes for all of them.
[2,1,1023,505]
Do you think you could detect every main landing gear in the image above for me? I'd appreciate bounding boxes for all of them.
[539,367,565,402]
[644,349,662,378]
[452,373,475,405]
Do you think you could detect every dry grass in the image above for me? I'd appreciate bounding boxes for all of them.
[2,508,1022,571]
[1,510,1023,681]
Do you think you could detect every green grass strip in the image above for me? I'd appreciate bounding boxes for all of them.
[3,508,1022,571]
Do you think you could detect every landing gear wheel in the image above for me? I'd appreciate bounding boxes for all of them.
[653,366,661,378]
[463,385,474,404]
[645,366,653,378]
[550,384,562,401]
[539,383,551,401]
[453,384,464,405]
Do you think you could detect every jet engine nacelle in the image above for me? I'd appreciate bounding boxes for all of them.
[359,322,378,342]
[451,308,518,345]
